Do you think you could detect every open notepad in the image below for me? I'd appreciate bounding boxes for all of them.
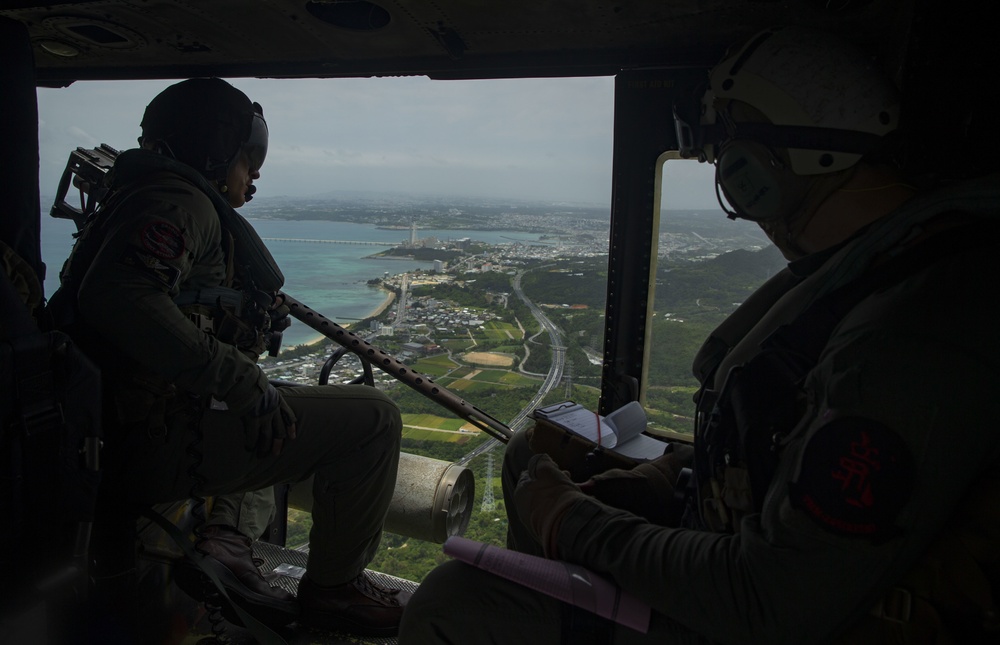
[533,400,667,461]
[443,536,651,633]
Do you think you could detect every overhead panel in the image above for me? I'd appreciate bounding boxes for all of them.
[1,0,905,83]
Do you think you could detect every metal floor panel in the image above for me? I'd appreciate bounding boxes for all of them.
[177,541,419,645]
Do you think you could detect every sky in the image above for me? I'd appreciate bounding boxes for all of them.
[36,75,720,209]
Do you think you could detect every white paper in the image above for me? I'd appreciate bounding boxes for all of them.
[534,400,667,459]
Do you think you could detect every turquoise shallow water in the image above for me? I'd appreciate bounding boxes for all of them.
[40,215,544,347]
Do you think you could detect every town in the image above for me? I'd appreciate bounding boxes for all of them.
[254,199,779,429]
[250,201,786,582]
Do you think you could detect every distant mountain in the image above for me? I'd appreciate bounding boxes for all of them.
[660,209,764,238]
[709,244,785,275]
[656,244,785,314]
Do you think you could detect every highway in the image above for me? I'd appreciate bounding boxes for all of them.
[458,269,566,465]
[279,267,565,465]
[393,274,408,326]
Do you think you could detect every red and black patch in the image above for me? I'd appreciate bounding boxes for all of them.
[789,417,913,542]
[139,221,185,260]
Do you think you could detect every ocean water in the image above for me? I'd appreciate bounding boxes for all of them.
[39,215,545,347]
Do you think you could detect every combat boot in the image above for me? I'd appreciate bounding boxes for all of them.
[297,571,411,636]
[173,524,299,628]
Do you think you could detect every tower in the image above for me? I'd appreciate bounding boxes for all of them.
[480,450,496,513]
[563,359,574,399]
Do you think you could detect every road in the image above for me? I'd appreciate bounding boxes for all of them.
[394,274,408,326]
[458,269,566,465]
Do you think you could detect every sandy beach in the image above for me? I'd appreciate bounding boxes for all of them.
[365,288,397,321]
[297,287,396,348]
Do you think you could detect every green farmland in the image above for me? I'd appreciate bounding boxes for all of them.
[400,413,477,443]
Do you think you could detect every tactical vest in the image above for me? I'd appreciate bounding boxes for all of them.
[689,219,1000,643]
[831,469,1000,644]
[690,226,974,530]
[49,151,284,428]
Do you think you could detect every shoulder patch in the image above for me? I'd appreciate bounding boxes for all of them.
[789,417,913,541]
[140,221,185,260]
[119,245,181,290]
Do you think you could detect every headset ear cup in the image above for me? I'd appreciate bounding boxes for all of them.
[717,140,814,222]
[717,140,784,220]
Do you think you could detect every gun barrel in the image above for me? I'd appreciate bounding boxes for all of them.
[282,292,513,443]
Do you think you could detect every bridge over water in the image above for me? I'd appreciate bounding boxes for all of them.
[260,237,396,247]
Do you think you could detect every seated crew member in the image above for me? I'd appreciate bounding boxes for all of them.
[49,78,409,637]
[399,27,1000,644]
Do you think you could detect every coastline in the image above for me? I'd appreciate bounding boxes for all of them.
[297,287,396,348]
[366,288,397,322]
[365,254,419,261]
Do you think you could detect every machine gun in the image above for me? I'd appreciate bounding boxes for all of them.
[281,293,512,441]
[50,143,120,229]
[51,144,513,443]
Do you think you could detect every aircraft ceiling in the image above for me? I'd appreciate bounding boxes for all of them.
[2,1,911,86]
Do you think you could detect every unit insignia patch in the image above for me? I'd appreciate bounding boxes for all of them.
[789,417,913,541]
[140,221,185,260]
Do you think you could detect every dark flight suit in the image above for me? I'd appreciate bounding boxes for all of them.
[54,151,401,587]
[399,176,1000,644]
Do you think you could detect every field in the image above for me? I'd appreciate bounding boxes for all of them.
[440,369,538,393]
[480,320,522,341]
[410,353,459,376]
[441,338,475,352]
[462,351,515,367]
[400,413,478,443]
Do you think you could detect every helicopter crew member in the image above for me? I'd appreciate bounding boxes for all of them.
[399,27,999,644]
[50,78,410,637]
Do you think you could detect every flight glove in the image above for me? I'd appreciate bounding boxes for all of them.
[243,383,297,457]
[264,300,292,357]
[578,459,678,525]
[268,300,292,333]
[514,453,588,558]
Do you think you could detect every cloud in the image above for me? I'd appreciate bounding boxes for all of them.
[34,75,716,207]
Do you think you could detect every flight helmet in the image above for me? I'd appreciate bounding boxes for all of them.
[675,27,900,222]
[140,78,268,181]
